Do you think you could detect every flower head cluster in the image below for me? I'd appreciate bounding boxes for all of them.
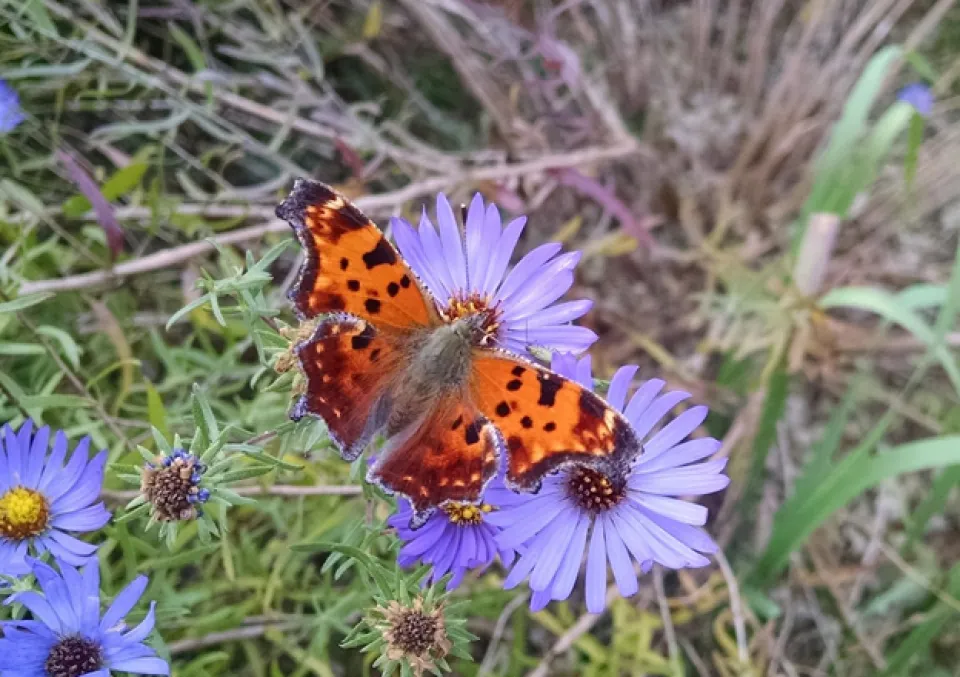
[488,354,730,612]
[391,193,597,355]
[0,420,109,578]
[0,558,168,676]
[389,475,525,590]
[376,597,451,677]
[140,449,210,522]
[898,82,934,118]
[0,79,23,134]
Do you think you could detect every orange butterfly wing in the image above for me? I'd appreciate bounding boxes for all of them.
[278,179,438,329]
[470,350,640,490]
[292,315,401,460]
[367,397,502,524]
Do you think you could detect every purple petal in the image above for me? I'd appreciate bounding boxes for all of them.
[630,460,730,496]
[636,438,721,473]
[494,243,562,305]
[100,575,148,632]
[629,494,707,525]
[630,391,691,440]
[603,514,638,598]
[37,430,70,493]
[418,210,454,299]
[436,194,467,291]
[605,365,639,412]
[574,354,593,389]
[464,193,487,291]
[25,425,49,488]
[584,519,607,613]
[484,216,526,295]
[643,406,708,457]
[529,507,579,590]
[547,511,589,601]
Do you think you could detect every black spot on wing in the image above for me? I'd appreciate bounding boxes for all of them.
[350,324,375,350]
[495,401,511,417]
[537,372,562,407]
[365,298,382,314]
[544,421,557,432]
[339,257,350,271]
[362,237,398,269]
[511,366,526,377]
[451,415,463,430]
[465,419,483,445]
[400,275,411,288]
[506,379,522,391]
[521,416,533,429]
[347,279,360,291]
[387,282,400,297]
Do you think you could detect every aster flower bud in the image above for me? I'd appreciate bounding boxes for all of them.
[117,386,292,547]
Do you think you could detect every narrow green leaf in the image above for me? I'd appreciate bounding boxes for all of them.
[0,292,53,313]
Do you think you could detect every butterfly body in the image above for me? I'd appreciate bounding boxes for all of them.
[279,179,642,525]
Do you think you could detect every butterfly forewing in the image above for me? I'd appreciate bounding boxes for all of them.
[278,179,439,329]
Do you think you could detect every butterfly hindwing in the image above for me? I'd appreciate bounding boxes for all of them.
[278,179,438,329]
[292,314,400,461]
[367,397,502,524]
[470,350,639,491]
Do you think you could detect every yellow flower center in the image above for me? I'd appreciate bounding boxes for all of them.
[0,486,50,540]
[443,502,492,526]
[440,293,501,345]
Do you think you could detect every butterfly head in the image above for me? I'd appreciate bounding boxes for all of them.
[441,293,502,347]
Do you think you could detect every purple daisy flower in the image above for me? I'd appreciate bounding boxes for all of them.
[0,79,24,134]
[0,558,169,676]
[0,420,110,578]
[897,82,934,117]
[488,354,730,613]
[390,193,597,355]
[388,475,524,590]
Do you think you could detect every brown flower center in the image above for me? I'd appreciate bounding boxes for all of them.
[45,635,104,677]
[392,609,440,657]
[140,454,204,522]
[0,486,50,539]
[566,466,626,513]
[440,293,501,345]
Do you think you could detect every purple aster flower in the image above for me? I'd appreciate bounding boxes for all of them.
[0,79,24,133]
[388,475,524,590]
[897,82,934,117]
[390,193,597,355]
[0,421,110,578]
[0,558,169,676]
[488,354,730,613]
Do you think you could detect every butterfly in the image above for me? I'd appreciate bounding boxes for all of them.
[277,179,641,525]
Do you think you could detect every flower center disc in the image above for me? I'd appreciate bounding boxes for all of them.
[0,485,50,539]
[45,635,104,677]
[442,502,491,526]
[393,610,440,657]
[441,294,501,345]
[566,466,625,513]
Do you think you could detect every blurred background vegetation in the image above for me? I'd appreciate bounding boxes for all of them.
[3,0,960,675]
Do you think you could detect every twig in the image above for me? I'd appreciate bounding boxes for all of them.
[18,144,641,296]
[101,483,362,502]
[477,593,528,677]
[653,566,680,666]
[715,548,749,664]
[525,586,620,677]
[169,620,299,654]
